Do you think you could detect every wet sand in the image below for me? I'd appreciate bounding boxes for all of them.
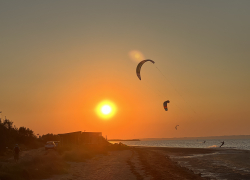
[164,147,250,180]
[43,146,250,180]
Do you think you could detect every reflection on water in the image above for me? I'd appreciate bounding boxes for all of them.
[170,150,250,180]
[111,139,250,150]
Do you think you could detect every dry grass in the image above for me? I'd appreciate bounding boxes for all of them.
[0,150,67,180]
[0,143,130,180]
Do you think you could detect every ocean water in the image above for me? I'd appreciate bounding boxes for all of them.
[111,139,250,150]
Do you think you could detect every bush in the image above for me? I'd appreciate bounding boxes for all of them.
[0,119,41,154]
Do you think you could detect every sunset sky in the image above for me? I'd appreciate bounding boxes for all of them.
[1,1,250,139]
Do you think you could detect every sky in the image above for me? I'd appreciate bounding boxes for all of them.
[1,1,250,139]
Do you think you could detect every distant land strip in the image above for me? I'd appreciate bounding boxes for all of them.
[108,139,140,141]
[142,135,250,141]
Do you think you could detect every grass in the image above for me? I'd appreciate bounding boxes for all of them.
[0,150,67,180]
[0,142,130,180]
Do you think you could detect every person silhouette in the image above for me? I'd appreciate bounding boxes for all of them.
[13,144,20,162]
[220,141,224,148]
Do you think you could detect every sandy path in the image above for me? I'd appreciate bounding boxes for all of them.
[44,150,138,180]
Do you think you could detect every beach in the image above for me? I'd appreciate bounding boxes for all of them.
[40,147,250,180]
[2,145,250,179]
[44,147,204,180]
[42,146,250,180]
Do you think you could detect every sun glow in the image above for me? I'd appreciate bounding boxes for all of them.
[96,100,117,119]
[129,50,145,62]
[101,105,111,115]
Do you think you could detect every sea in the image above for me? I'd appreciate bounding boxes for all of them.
[111,139,250,150]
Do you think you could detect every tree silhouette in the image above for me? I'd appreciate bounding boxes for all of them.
[0,118,37,152]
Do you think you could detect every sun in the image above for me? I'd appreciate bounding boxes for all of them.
[96,100,117,119]
[101,105,112,115]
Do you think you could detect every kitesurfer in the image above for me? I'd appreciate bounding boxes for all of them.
[220,141,224,148]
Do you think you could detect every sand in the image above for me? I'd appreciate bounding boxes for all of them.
[42,146,250,180]
[43,147,206,180]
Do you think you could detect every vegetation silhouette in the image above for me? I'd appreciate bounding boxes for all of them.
[0,118,129,180]
[0,118,38,153]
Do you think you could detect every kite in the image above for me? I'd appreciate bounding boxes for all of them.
[136,59,155,80]
[163,100,170,111]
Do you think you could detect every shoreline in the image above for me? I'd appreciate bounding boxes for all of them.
[111,139,250,151]
[142,146,250,180]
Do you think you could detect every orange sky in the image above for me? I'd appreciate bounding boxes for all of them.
[1,1,250,139]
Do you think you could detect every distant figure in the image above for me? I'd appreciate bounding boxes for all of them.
[13,144,20,162]
[220,141,224,148]
[175,125,179,130]
[203,141,206,143]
